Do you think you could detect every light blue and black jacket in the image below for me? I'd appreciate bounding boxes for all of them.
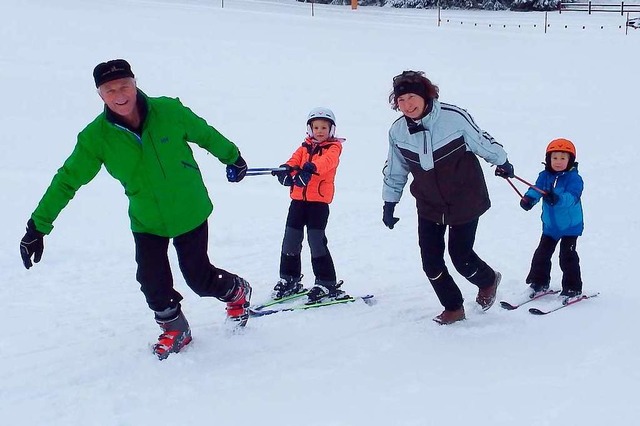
[525,166,584,240]
[382,100,507,225]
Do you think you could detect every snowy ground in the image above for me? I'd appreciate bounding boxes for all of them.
[1,0,639,425]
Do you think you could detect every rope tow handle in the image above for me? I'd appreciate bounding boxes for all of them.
[505,174,548,199]
[245,166,289,176]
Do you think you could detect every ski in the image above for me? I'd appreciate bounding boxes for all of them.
[499,290,560,310]
[249,294,375,317]
[251,289,310,311]
[528,293,600,315]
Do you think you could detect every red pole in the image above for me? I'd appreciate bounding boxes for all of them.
[513,175,547,195]
[506,178,525,199]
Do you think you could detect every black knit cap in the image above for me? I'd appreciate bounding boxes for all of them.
[93,59,135,88]
[393,80,428,101]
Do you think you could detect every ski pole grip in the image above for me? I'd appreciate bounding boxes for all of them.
[245,167,288,177]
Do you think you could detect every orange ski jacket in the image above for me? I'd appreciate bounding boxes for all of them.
[285,137,344,204]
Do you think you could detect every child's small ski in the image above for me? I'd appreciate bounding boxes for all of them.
[249,294,375,318]
[251,290,310,311]
[499,289,560,310]
[528,293,600,315]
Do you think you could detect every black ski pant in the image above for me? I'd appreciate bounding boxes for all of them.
[280,200,336,284]
[526,234,582,292]
[133,221,238,314]
[418,217,496,311]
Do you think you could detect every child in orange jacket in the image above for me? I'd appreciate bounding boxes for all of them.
[271,107,345,303]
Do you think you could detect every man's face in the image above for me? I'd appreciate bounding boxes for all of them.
[98,77,137,117]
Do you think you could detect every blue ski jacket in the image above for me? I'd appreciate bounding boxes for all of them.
[525,165,584,240]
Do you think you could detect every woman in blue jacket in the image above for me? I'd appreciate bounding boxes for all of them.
[382,70,514,325]
[520,138,584,303]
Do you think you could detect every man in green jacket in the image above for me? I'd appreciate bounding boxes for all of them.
[19,59,251,360]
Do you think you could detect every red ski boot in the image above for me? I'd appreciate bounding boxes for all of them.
[152,310,192,360]
[223,277,252,327]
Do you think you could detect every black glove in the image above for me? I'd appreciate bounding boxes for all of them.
[495,160,515,179]
[20,219,45,269]
[272,164,294,186]
[226,154,247,182]
[293,162,316,187]
[543,189,559,206]
[520,195,535,211]
[382,202,400,229]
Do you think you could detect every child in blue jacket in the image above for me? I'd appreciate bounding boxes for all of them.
[520,138,584,303]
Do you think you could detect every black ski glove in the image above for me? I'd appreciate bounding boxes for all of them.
[272,164,294,186]
[293,162,316,187]
[495,160,515,179]
[543,189,559,206]
[20,219,45,269]
[226,154,247,182]
[520,196,535,211]
[382,202,400,229]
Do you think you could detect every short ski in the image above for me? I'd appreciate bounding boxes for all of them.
[500,290,560,310]
[249,295,375,317]
[251,290,310,311]
[528,293,600,315]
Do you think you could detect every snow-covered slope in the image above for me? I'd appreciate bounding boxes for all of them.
[1,1,638,424]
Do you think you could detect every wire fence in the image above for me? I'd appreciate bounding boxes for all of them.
[212,0,640,35]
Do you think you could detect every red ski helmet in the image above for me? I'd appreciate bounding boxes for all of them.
[546,138,576,157]
[545,138,576,171]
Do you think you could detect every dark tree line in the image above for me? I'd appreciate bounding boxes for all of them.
[297,0,565,12]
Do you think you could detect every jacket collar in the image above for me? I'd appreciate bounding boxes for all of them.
[404,99,440,134]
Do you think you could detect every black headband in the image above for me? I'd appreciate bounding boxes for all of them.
[393,81,428,100]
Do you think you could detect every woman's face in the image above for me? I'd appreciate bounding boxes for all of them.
[397,93,426,119]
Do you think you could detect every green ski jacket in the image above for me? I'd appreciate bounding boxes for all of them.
[31,93,240,238]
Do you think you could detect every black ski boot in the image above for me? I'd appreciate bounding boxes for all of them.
[306,280,346,304]
[272,275,304,300]
[528,282,550,298]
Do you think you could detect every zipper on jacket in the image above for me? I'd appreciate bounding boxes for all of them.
[113,123,142,143]
[423,129,447,224]
[112,122,169,235]
[302,146,317,201]
[150,137,167,178]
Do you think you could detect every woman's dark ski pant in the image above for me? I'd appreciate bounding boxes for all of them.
[418,217,496,311]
